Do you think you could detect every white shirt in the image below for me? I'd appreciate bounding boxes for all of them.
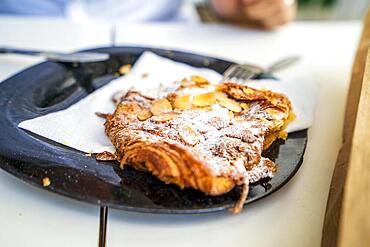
[65,0,200,24]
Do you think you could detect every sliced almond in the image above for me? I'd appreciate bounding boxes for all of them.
[116,102,141,115]
[215,84,224,91]
[240,103,249,110]
[276,103,289,111]
[150,99,173,116]
[217,94,242,112]
[192,92,217,107]
[180,78,192,88]
[269,98,279,105]
[242,87,255,95]
[119,64,132,75]
[173,94,192,110]
[178,125,201,146]
[151,112,178,123]
[137,109,152,121]
[181,78,189,84]
[190,75,209,85]
[266,108,282,117]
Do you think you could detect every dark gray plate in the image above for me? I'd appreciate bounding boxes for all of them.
[0,46,307,214]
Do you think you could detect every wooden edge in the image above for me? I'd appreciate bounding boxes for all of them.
[337,49,370,247]
[322,9,370,247]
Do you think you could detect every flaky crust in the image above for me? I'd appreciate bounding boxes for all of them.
[104,76,293,212]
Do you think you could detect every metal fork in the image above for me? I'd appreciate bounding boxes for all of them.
[221,56,300,83]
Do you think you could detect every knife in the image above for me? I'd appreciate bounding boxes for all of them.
[0,46,110,63]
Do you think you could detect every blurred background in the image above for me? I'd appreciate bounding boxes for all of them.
[194,0,369,21]
[296,0,369,20]
[0,0,368,23]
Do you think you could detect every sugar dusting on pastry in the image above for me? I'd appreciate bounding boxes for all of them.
[103,75,293,213]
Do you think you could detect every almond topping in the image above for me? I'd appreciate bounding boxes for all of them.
[266,108,282,116]
[173,94,192,110]
[192,92,217,107]
[240,103,249,110]
[270,98,280,106]
[190,75,209,85]
[217,94,242,112]
[178,125,201,146]
[276,103,289,111]
[151,112,178,122]
[150,99,173,116]
[242,87,255,95]
[181,78,189,84]
[180,78,192,88]
[137,109,152,121]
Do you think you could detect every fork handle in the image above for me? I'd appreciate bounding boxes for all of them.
[267,56,301,73]
[0,47,45,56]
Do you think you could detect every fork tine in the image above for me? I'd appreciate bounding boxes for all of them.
[221,64,260,83]
[230,67,243,82]
[240,70,255,81]
[223,65,237,80]
[236,67,256,84]
[223,67,237,82]
[234,66,247,81]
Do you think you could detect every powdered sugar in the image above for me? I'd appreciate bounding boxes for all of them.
[109,80,291,192]
[118,93,277,183]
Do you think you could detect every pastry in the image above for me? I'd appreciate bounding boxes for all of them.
[103,76,294,213]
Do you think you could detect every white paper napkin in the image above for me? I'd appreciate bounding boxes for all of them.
[19,52,317,153]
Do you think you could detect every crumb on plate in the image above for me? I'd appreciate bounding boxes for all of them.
[96,151,117,161]
[119,64,132,75]
[42,177,51,187]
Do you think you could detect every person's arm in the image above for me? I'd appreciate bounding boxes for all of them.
[210,0,297,30]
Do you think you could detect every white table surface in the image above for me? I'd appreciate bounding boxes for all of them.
[0,17,111,247]
[0,17,362,247]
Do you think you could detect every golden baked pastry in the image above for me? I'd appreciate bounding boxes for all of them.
[104,76,294,213]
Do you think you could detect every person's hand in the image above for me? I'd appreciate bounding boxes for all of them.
[210,0,297,30]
